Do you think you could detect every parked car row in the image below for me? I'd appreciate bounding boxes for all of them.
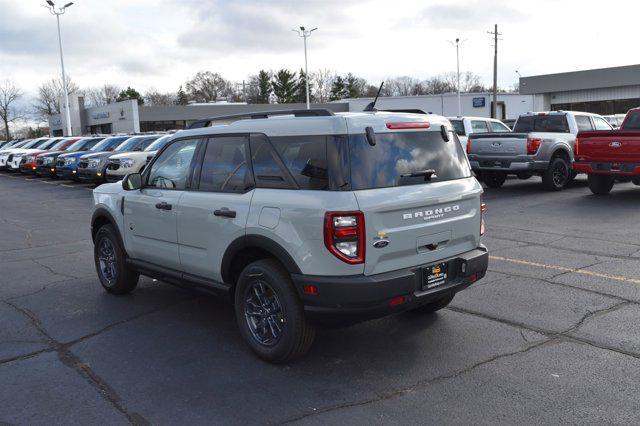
[0,133,174,184]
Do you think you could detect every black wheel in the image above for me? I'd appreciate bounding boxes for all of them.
[93,224,139,294]
[235,259,315,364]
[542,157,570,191]
[410,294,455,314]
[483,171,506,188]
[587,174,614,195]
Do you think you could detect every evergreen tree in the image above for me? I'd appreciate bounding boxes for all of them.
[176,85,189,105]
[345,73,366,99]
[116,86,144,105]
[329,76,347,101]
[256,70,272,104]
[271,69,298,104]
[295,68,313,103]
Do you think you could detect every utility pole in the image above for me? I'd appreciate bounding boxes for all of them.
[488,24,502,119]
[448,38,466,116]
[293,26,317,109]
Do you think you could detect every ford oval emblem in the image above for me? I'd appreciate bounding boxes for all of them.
[373,239,389,249]
[609,141,622,148]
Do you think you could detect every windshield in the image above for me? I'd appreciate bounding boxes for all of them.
[90,137,128,152]
[623,112,640,130]
[514,115,570,133]
[348,131,471,190]
[450,120,465,136]
[114,136,158,152]
[24,139,48,149]
[51,140,69,150]
[144,135,172,152]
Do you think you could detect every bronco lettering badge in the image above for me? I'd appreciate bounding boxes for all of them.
[402,205,460,221]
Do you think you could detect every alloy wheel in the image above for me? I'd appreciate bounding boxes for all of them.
[98,238,118,286]
[244,280,285,346]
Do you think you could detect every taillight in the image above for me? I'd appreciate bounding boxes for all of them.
[574,138,580,157]
[526,138,541,155]
[466,137,471,154]
[324,211,365,264]
[480,198,487,236]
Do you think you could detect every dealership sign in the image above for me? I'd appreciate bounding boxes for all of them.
[92,111,110,120]
[472,97,486,108]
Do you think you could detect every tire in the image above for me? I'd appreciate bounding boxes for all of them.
[235,258,315,364]
[410,294,455,314]
[542,157,570,191]
[483,171,506,188]
[93,224,139,294]
[587,174,614,195]
[632,177,640,186]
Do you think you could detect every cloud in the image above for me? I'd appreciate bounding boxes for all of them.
[418,0,525,30]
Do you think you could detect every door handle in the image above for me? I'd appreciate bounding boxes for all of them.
[214,208,236,218]
[155,202,172,211]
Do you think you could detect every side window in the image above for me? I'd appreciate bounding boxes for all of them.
[450,120,466,136]
[249,134,294,189]
[593,116,612,131]
[199,136,253,193]
[270,136,328,190]
[489,121,511,132]
[147,139,199,190]
[575,116,594,132]
[470,120,490,133]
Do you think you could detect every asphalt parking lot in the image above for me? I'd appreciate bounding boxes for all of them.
[1,172,640,425]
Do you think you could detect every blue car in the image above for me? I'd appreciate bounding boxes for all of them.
[56,136,128,180]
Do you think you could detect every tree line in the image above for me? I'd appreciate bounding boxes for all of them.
[1,70,512,140]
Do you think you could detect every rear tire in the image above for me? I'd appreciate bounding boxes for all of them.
[410,294,455,314]
[483,171,506,188]
[588,174,614,195]
[93,224,139,294]
[632,177,640,186]
[235,259,315,364]
[542,157,570,191]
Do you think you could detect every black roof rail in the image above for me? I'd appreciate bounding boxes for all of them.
[187,108,336,129]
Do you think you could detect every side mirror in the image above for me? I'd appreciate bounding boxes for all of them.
[365,126,377,146]
[441,125,450,142]
[122,173,142,190]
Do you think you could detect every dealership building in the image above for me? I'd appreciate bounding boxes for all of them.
[48,64,640,136]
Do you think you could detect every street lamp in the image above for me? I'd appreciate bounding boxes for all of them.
[448,38,466,116]
[293,26,317,110]
[45,1,74,136]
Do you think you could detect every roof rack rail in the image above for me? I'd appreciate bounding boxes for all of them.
[187,108,335,129]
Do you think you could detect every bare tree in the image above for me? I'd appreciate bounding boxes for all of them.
[385,76,422,96]
[33,76,80,120]
[184,71,233,103]
[0,80,24,141]
[311,69,335,103]
[85,84,121,107]
[143,88,177,106]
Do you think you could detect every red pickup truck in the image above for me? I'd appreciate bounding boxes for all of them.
[574,108,640,194]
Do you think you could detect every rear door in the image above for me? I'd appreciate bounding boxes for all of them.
[347,130,482,276]
[177,134,254,281]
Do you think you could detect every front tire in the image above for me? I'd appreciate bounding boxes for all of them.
[235,259,315,364]
[483,171,506,188]
[542,157,570,191]
[93,224,139,294]
[588,174,614,195]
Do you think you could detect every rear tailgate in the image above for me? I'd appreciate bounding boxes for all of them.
[577,131,640,163]
[468,133,528,157]
[355,178,482,276]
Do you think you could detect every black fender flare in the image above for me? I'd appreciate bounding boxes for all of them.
[221,235,302,284]
[90,207,126,251]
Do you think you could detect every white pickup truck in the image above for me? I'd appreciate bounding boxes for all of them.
[467,111,613,191]
[448,116,512,151]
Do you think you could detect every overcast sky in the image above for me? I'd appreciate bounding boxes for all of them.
[2,0,639,99]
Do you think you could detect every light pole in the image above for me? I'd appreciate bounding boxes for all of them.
[45,1,74,136]
[448,38,466,116]
[293,26,317,109]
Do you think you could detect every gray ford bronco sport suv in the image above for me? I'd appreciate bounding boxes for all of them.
[90,109,489,363]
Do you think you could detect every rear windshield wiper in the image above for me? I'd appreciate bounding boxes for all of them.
[401,169,437,181]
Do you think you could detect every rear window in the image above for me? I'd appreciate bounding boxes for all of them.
[348,131,471,190]
[514,115,570,133]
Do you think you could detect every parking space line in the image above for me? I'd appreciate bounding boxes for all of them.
[490,255,640,285]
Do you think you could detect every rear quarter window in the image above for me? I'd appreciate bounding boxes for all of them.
[270,136,329,190]
[349,131,471,190]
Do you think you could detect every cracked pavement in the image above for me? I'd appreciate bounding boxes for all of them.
[1,173,640,424]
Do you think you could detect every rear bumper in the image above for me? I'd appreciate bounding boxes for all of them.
[468,155,547,172]
[574,161,640,175]
[292,246,488,324]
